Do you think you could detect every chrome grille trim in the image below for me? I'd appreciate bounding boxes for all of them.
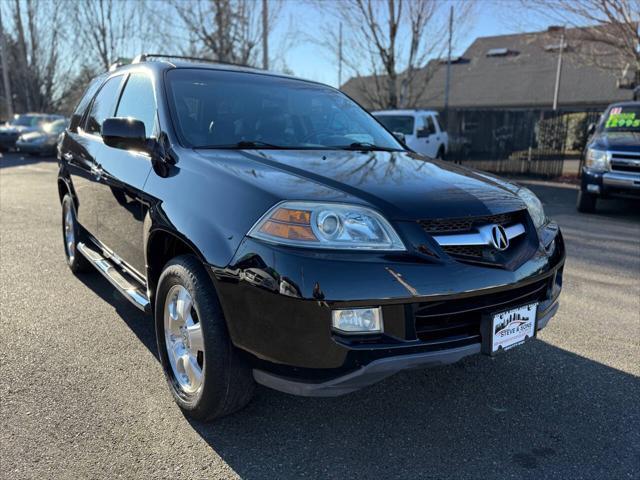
[433,223,525,247]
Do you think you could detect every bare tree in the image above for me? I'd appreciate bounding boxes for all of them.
[518,0,639,80]
[170,0,283,67]
[314,0,474,109]
[1,0,64,112]
[72,0,151,71]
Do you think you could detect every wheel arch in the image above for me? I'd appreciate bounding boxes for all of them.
[57,176,75,205]
[145,228,210,301]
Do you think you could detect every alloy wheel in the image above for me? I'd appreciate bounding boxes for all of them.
[164,285,205,395]
[63,202,76,263]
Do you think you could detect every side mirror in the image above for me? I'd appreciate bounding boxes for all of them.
[393,131,406,143]
[586,123,596,137]
[102,117,147,151]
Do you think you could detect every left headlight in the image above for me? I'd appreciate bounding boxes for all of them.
[248,201,406,251]
[517,187,546,230]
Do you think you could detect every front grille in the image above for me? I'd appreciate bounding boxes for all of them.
[414,278,550,346]
[419,211,522,234]
[610,152,640,173]
[419,209,533,267]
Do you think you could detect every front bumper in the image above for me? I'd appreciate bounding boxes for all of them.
[16,141,53,154]
[211,223,565,396]
[0,134,20,149]
[581,167,640,197]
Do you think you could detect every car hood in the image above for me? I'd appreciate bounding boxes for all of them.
[0,125,29,134]
[18,131,47,142]
[195,149,526,221]
[590,132,640,152]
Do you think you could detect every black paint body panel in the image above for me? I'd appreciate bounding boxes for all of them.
[57,61,565,386]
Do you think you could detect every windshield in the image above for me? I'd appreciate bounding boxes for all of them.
[44,119,66,134]
[10,115,40,127]
[166,69,403,150]
[602,105,640,133]
[374,115,415,135]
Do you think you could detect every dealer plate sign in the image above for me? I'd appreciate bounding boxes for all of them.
[491,303,537,353]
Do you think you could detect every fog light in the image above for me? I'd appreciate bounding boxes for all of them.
[587,184,600,194]
[332,307,383,334]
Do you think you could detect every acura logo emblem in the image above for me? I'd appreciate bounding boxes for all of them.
[490,225,509,251]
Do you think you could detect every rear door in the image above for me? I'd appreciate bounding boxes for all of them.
[94,72,156,276]
[63,75,122,236]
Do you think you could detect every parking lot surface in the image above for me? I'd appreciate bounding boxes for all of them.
[1,153,639,479]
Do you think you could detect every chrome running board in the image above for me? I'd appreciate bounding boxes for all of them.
[77,242,150,313]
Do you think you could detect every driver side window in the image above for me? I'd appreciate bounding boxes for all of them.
[85,76,123,135]
[115,73,157,138]
[417,116,436,138]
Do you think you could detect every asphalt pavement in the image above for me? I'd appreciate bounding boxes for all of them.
[1,153,639,479]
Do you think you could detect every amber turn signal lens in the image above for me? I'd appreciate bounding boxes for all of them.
[259,220,317,241]
[270,208,311,225]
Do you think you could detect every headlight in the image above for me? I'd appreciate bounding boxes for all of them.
[248,201,406,250]
[585,148,609,171]
[517,187,546,229]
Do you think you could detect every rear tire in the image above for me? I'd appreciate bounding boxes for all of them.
[61,194,92,273]
[576,189,597,213]
[155,255,255,421]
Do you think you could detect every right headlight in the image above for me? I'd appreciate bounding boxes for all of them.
[516,187,546,230]
[585,148,610,171]
[248,201,406,251]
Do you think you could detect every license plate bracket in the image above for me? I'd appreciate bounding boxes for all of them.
[481,303,538,356]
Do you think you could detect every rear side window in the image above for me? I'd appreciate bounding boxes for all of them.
[85,76,123,135]
[115,73,157,137]
[69,76,105,132]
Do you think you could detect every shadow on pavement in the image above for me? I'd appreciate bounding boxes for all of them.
[77,269,639,479]
[0,152,56,169]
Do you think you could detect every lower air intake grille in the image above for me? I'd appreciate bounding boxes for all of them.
[414,278,550,346]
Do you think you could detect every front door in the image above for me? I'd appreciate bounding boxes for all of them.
[94,72,156,277]
[67,75,125,236]
[416,115,439,158]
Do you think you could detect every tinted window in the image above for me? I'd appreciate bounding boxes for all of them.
[166,69,402,150]
[115,73,157,137]
[70,75,105,132]
[85,76,123,135]
[11,115,38,127]
[425,116,436,135]
[374,115,414,135]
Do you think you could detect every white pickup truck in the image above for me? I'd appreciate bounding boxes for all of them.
[373,109,449,159]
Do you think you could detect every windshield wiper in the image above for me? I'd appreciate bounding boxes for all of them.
[199,140,292,150]
[338,142,401,152]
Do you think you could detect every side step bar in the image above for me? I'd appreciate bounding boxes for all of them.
[77,242,150,314]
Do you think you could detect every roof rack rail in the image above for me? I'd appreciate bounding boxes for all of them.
[132,53,251,68]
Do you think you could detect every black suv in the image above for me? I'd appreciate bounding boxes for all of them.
[58,55,565,421]
[577,101,640,212]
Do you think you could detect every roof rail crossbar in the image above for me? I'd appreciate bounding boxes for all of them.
[132,53,250,68]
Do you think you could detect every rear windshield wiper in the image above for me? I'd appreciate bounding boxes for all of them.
[337,142,401,152]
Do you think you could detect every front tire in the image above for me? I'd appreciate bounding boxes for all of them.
[576,189,597,213]
[61,194,92,273]
[155,255,255,421]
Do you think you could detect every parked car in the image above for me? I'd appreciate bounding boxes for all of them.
[0,113,64,151]
[16,118,68,156]
[58,55,564,421]
[577,101,640,212]
[373,109,449,159]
